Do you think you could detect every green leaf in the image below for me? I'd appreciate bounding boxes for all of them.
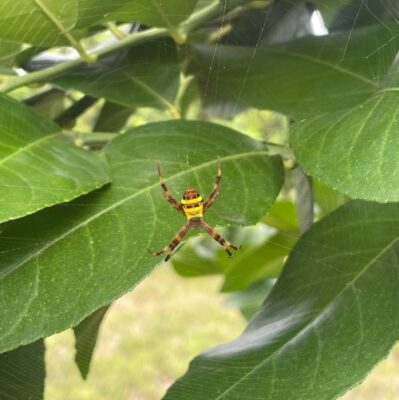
[290,60,399,202]
[103,0,198,29]
[0,0,77,46]
[173,224,296,292]
[0,94,110,223]
[172,234,225,278]
[194,25,399,117]
[294,167,314,233]
[224,279,275,320]
[0,340,45,400]
[313,179,348,216]
[0,120,283,354]
[74,305,110,379]
[55,41,181,114]
[93,101,133,132]
[262,200,299,232]
[221,232,295,292]
[0,40,23,67]
[165,201,399,400]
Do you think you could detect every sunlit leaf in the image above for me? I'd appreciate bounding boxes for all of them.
[0,0,77,46]
[291,59,399,202]
[165,201,399,400]
[0,94,110,223]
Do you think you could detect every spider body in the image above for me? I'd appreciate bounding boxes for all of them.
[181,189,203,219]
[147,159,239,261]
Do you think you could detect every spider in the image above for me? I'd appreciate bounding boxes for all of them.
[147,159,239,262]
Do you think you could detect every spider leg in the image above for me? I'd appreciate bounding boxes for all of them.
[200,220,238,256]
[147,221,191,261]
[203,157,222,213]
[157,163,184,215]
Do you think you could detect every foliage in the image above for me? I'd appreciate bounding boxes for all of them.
[0,0,398,399]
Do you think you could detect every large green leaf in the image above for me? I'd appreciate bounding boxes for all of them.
[55,41,181,113]
[0,340,45,400]
[0,120,283,353]
[290,60,399,202]
[193,25,399,117]
[0,40,24,66]
[165,201,399,400]
[0,0,77,46]
[0,94,110,223]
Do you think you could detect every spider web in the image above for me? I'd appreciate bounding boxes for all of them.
[1,0,399,399]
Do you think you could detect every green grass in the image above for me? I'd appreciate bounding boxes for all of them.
[45,261,399,400]
[45,266,245,399]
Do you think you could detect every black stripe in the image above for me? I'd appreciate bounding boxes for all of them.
[214,233,225,245]
[170,239,179,249]
[184,202,203,209]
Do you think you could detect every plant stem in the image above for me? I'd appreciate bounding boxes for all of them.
[107,22,127,40]
[0,28,166,93]
[32,0,96,63]
[0,0,251,94]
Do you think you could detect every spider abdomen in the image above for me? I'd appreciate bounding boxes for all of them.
[181,188,203,219]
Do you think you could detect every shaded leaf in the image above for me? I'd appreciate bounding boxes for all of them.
[172,225,273,279]
[221,1,314,46]
[221,232,295,292]
[0,120,283,353]
[93,101,133,132]
[313,179,348,216]
[0,340,45,400]
[224,279,275,320]
[0,40,24,67]
[290,59,399,202]
[165,201,399,400]
[294,167,314,233]
[25,88,68,120]
[55,40,181,113]
[193,25,399,117]
[262,200,299,232]
[74,305,110,379]
[0,94,110,223]
[329,0,399,31]
[103,0,198,29]
[0,0,77,46]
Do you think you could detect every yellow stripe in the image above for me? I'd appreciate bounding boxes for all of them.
[181,196,202,205]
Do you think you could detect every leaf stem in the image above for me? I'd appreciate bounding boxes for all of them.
[32,0,96,63]
[106,22,127,40]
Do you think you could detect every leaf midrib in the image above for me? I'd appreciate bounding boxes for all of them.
[265,47,377,87]
[213,236,399,399]
[2,149,269,279]
[0,132,59,167]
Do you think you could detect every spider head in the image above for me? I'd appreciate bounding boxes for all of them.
[183,188,200,200]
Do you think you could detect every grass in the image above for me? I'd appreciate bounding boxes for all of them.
[46,263,399,399]
[45,265,245,399]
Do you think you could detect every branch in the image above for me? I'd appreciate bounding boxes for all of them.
[0,0,251,94]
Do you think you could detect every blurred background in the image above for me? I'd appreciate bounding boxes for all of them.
[45,265,399,400]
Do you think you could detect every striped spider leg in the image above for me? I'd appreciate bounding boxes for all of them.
[147,159,239,261]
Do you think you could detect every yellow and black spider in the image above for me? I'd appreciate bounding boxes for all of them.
[147,159,239,261]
